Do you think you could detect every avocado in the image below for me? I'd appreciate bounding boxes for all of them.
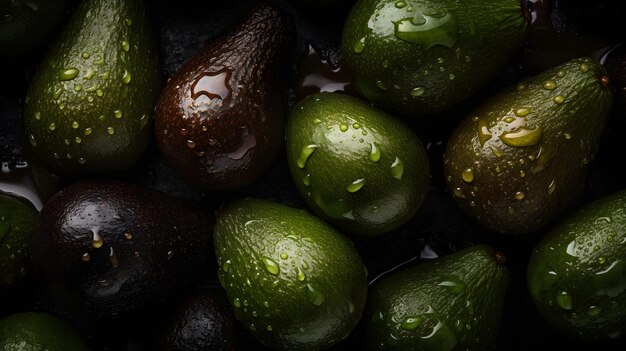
[341,0,528,116]
[24,0,161,174]
[528,189,626,340]
[154,3,292,191]
[0,312,88,351]
[444,57,614,235]
[364,245,509,351]
[213,197,368,350]
[0,192,37,289]
[0,0,68,60]
[30,180,214,318]
[156,288,238,351]
[286,92,430,236]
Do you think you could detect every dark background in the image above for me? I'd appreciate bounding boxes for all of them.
[1,0,626,349]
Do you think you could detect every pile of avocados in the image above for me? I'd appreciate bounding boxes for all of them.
[1,0,626,350]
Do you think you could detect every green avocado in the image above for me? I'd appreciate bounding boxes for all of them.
[341,0,528,116]
[213,197,368,350]
[24,0,161,174]
[444,58,614,235]
[0,193,37,289]
[528,189,626,340]
[0,312,88,351]
[364,245,509,350]
[286,92,430,236]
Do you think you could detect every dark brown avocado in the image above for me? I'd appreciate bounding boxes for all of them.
[154,3,293,191]
[30,180,214,318]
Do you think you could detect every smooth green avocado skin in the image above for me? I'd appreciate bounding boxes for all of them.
[0,193,37,289]
[0,312,88,351]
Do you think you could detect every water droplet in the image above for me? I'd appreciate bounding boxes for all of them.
[107,127,115,135]
[109,247,119,268]
[391,157,404,180]
[279,252,288,259]
[369,143,381,162]
[74,84,82,92]
[91,230,104,248]
[297,267,306,282]
[96,89,104,97]
[477,120,492,145]
[223,259,232,273]
[588,305,601,316]
[339,124,348,132]
[346,178,366,193]
[28,134,37,146]
[395,0,407,8]
[84,127,93,136]
[186,140,196,149]
[47,122,57,131]
[556,291,573,310]
[410,86,426,97]
[515,108,531,117]
[437,277,466,294]
[515,191,526,201]
[122,69,131,84]
[266,325,273,332]
[306,284,325,305]
[82,52,90,59]
[580,63,590,72]
[59,68,79,81]
[557,70,566,78]
[394,13,458,48]
[448,73,455,80]
[554,95,565,104]
[261,256,280,275]
[453,187,466,199]
[354,37,366,53]
[191,69,232,101]
[233,298,241,308]
[112,110,122,119]
[401,316,423,330]
[461,168,474,183]
[302,173,311,186]
[500,126,542,147]
[543,80,557,90]
[74,137,82,144]
[297,144,318,168]
[81,253,91,262]
[121,40,130,52]
[564,133,572,140]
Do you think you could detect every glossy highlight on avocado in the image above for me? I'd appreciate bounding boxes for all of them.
[23,0,161,174]
[528,189,626,340]
[341,0,528,116]
[213,198,368,350]
[444,58,614,235]
[286,92,430,236]
[30,180,214,318]
[365,245,509,351]
[154,3,293,191]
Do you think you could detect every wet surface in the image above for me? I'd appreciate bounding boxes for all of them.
[1,0,626,349]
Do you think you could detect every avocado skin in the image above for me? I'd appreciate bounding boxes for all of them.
[286,92,430,236]
[528,189,626,340]
[364,245,508,351]
[214,197,368,351]
[156,288,238,351]
[24,0,161,174]
[0,193,38,289]
[154,3,292,191]
[444,58,614,235]
[30,180,214,319]
[341,0,528,116]
[0,0,68,60]
[0,312,88,350]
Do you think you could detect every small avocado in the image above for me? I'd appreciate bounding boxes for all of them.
[0,0,68,60]
[30,180,214,318]
[0,312,88,351]
[0,192,37,289]
[213,197,368,350]
[286,92,430,236]
[156,288,238,351]
[341,0,528,116]
[154,3,292,191]
[364,245,509,351]
[24,0,161,174]
[528,189,626,340]
[444,58,614,235]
